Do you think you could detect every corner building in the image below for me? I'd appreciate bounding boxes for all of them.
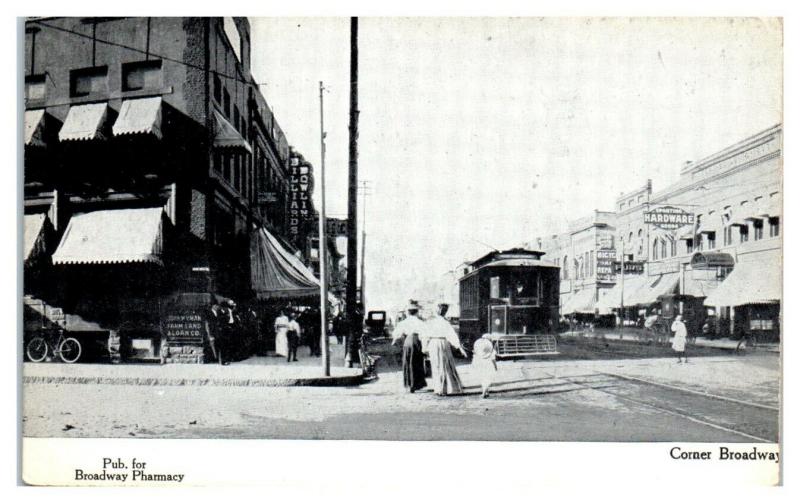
[23,17,316,362]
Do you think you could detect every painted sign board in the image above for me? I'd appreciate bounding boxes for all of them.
[644,206,695,230]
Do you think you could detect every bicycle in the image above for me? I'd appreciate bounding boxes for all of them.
[25,330,82,363]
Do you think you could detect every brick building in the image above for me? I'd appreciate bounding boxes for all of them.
[23,17,320,362]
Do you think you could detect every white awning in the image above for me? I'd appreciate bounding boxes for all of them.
[59,103,109,141]
[697,214,718,234]
[561,288,596,314]
[112,97,163,139]
[25,109,47,147]
[628,273,679,306]
[213,109,252,154]
[52,207,166,265]
[595,274,652,312]
[704,258,781,307]
[24,213,49,264]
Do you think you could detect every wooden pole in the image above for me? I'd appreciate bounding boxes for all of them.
[319,81,329,376]
[345,17,360,366]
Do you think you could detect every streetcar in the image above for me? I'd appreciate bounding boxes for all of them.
[458,248,560,357]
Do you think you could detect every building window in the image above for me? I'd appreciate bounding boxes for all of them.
[233,106,240,132]
[223,17,242,62]
[652,238,659,260]
[562,256,569,280]
[213,151,223,174]
[769,217,780,237]
[723,226,732,246]
[70,66,108,97]
[707,231,716,250]
[223,153,232,182]
[661,239,667,258]
[223,88,231,118]
[213,73,222,103]
[670,239,676,257]
[740,225,749,243]
[686,238,693,254]
[25,74,46,102]
[753,220,764,241]
[588,251,594,277]
[122,60,162,92]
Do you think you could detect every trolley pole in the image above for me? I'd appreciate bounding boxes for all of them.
[359,181,371,306]
[318,81,330,377]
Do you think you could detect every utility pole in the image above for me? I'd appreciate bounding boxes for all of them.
[359,181,372,307]
[619,237,625,340]
[318,81,329,376]
[345,16,360,367]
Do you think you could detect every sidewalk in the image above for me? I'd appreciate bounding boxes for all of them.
[560,328,780,352]
[23,340,364,387]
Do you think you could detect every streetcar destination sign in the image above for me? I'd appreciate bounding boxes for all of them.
[644,206,695,230]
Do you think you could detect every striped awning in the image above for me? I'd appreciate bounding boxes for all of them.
[52,207,166,265]
[704,256,781,307]
[561,287,596,314]
[59,103,109,141]
[112,97,163,139]
[250,227,319,300]
[595,274,652,312]
[629,273,679,306]
[213,109,252,154]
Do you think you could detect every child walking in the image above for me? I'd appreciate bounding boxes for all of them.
[472,334,498,398]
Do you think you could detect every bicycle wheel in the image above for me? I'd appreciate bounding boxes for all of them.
[26,337,48,362]
[58,337,82,363]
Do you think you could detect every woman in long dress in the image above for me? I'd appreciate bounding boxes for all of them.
[423,304,467,396]
[273,309,290,357]
[393,303,428,392]
[671,314,688,363]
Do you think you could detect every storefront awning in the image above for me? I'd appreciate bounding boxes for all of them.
[52,207,166,265]
[112,97,163,139]
[59,102,109,141]
[690,252,735,269]
[251,227,320,300]
[595,274,652,312]
[704,258,781,307]
[697,214,718,234]
[213,109,252,154]
[25,109,47,147]
[754,196,781,218]
[561,288,596,314]
[682,276,720,298]
[630,273,679,306]
[24,213,49,265]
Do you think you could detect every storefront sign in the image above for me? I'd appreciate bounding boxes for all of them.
[644,206,695,230]
[649,261,681,275]
[162,312,206,345]
[596,248,616,282]
[312,216,348,237]
[613,261,645,274]
[288,161,314,236]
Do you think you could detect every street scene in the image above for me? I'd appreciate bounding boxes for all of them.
[22,17,782,448]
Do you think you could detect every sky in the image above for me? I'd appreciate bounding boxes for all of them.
[250,17,782,312]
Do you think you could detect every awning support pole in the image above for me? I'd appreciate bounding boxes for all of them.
[319,81,330,377]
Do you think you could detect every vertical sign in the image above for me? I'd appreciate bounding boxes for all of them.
[288,155,314,239]
[596,248,616,283]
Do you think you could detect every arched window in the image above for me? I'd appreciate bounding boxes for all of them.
[661,239,667,258]
[653,238,659,260]
[563,256,569,280]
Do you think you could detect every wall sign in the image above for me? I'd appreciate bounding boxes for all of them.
[644,206,695,230]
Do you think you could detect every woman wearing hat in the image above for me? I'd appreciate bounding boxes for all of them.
[671,314,688,363]
[423,303,467,396]
[472,334,498,398]
[392,300,427,393]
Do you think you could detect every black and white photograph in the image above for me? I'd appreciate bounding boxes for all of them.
[17,12,784,487]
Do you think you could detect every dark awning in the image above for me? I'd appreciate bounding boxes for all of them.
[690,252,735,269]
[112,97,163,139]
[250,227,320,300]
[52,207,166,265]
[213,109,252,154]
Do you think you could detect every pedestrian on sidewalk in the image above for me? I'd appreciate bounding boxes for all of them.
[273,309,290,357]
[671,314,688,363]
[286,312,301,362]
[392,300,427,393]
[423,303,467,396]
[472,333,497,398]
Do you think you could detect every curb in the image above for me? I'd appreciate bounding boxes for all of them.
[23,372,366,388]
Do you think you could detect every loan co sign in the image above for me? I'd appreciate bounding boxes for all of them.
[644,206,695,231]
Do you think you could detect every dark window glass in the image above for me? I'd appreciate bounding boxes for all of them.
[122,60,162,91]
[233,106,240,132]
[70,66,108,97]
[223,88,231,118]
[740,226,749,243]
[753,220,764,241]
[686,239,693,254]
[707,232,716,250]
[213,74,222,103]
[769,217,780,237]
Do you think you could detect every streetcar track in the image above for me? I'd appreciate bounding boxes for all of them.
[540,371,775,443]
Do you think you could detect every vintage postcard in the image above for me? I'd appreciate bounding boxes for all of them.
[19,16,782,487]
